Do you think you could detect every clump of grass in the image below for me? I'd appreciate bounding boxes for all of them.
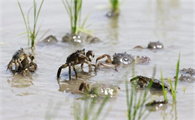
[18,0,44,48]
[126,64,155,120]
[74,95,110,120]
[109,0,120,14]
[160,70,168,102]
[168,54,180,101]
[63,0,89,35]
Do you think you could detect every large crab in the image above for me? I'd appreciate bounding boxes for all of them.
[7,48,37,74]
[95,52,150,70]
[57,49,96,80]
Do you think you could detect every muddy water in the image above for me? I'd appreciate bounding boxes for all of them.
[1,0,195,120]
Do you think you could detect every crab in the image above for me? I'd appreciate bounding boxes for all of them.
[180,68,195,76]
[78,82,120,97]
[134,41,164,50]
[57,49,96,80]
[7,48,37,74]
[62,33,100,44]
[130,76,170,91]
[41,35,58,44]
[95,52,150,70]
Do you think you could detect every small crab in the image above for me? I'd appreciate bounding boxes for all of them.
[57,49,96,80]
[179,74,195,82]
[7,48,37,74]
[41,35,58,44]
[180,68,195,76]
[78,82,120,97]
[7,48,27,72]
[95,52,150,70]
[130,76,170,91]
[134,41,164,50]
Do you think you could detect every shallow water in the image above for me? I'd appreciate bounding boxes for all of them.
[1,0,195,120]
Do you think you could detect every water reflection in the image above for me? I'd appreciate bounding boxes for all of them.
[7,74,34,88]
[160,101,178,120]
[107,16,119,43]
[154,0,180,41]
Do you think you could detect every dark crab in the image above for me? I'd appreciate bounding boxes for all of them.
[130,76,170,91]
[57,49,96,80]
[7,48,37,74]
[95,52,150,70]
[134,41,164,50]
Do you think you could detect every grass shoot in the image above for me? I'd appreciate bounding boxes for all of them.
[62,0,90,35]
[168,54,180,101]
[74,95,109,120]
[18,0,44,48]
[126,64,155,120]
[160,70,168,102]
[109,0,120,14]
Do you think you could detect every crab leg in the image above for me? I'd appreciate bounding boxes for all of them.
[7,60,14,70]
[72,65,77,79]
[68,64,72,80]
[57,64,68,78]
[84,61,96,68]
[96,54,112,64]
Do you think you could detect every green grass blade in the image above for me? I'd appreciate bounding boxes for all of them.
[175,53,180,93]
[161,70,168,102]
[94,95,109,120]
[168,78,175,100]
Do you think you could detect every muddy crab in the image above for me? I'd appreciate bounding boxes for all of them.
[178,68,195,82]
[130,76,170,91]
[57,49,96,80]
[7,48,37,74]
[134,41,164,50]
[62,33,100,44]
[77,82,120,97]
[95,52,150,70]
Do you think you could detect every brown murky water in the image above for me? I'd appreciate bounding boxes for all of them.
[1,0,195,120]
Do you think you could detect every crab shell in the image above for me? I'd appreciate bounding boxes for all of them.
[112,52,134,65]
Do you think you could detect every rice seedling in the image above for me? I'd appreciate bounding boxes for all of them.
[126,64,155,120]
[160,70,168,102]
[18,0,44,48]
[109,0,120,15]
[62,0,89,35]
[73,95,110,120]
[168,54,180,101]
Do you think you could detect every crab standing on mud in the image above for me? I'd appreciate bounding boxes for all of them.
[134,41,164,50]
[7,48,37,74]
[130,75,170,91]
[57,49,96,80]
[95,52,150,70]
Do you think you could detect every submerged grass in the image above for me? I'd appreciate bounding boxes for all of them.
[109,0,120,14]
[168,54,180,101]
[126,64,155,120]
[74,95,110,120]
[18,0,44,48]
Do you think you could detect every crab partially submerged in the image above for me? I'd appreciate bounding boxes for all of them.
[41,35,58,44]
[62,33,100,44]
[180,68,195,76]
[77,82,120,97]
[95,52,150,70]
[7,48,37,74]
[57,49,96,80]
[130,76,170,91]
[134,41,164,50]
